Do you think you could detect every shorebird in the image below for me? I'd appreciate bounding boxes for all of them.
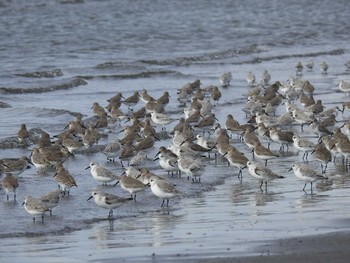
[246,161,284,193]
[320,61,328,74]
[102,140,121,162]
[22,196,50,222]
[87,191,133,218]
[292,134,315,161]
[302,80,315,94]
[17,123,29,145]
[157,91,171,107]
[2,156,33,177]
[121,91,139,109]
[177,151,204,182]
[252,143,279,166]
[223,147,248,179]
[320,136,338,162]
[154,152,179,176]
[242,126,260,153]
[2,173,18,201]
[289,163,327,195]
[211,86,222,105]
[338,80,350,96]
[246,71,256,86]
[291,108,313,131]
[150,111,177,130]
[219,72,232,87]
[106,93,123,112]
[114,174,147,200]
[140,89,155,104]
[85,161,118,185]
[91,102,106,117]
[306,60,314,71]
[60,133,83,154]
[54,162,77,196]
[134,134,155,151]
[149,176,181,208]
[129,151,150,167]
[39,190,61,216]
[194,113,217,133]
[225,114,242,138]
[185,109,201,124]
[119,140,135,165]
[295,62,303,75]
[268,127,294,152]
[261,70,271,85]
[311,144,332,174]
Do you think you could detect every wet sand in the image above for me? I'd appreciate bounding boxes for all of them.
[200,231,350,263]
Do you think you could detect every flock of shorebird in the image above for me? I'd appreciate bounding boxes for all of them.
[2,59,350,222]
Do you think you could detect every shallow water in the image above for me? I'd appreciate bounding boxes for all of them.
[1,0,350,261]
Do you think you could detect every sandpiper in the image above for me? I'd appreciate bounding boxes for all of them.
[150,111,177,130]
[85,161,118,185]
[149,176,181,208]
[102,140,121,162]
[246,160,284,193]
[289,163,327,195]
[114,174,147,200]
[311,144,332,174]
[338,80,350,96]
[17,123,29,145]
[295,62,303,75]
[2,173,18,201]
[320,61,328,74]
[223,147,248,179]
[246,71,256,86]
[54,162,77,196]
[261,69,271,85]
[211,86,222,105]
[2,156,32,177]
[22,196,50,222]
[253,143,279,166]
[87,191,133,218]
[219,72,232,87]
[121,91,140,109]
[39,190,61,216]
[292,134,315,161]
[306,60,314,71]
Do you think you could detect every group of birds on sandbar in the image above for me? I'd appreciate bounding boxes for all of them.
[2,59,350,222]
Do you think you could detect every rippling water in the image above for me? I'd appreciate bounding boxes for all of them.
[1,0,350,261]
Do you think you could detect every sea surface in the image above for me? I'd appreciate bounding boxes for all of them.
[1,0,350,262]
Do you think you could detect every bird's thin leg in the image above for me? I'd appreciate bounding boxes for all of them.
[303,183,308,194]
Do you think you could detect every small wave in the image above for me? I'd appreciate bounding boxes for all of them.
[0,77,87,94]
[240,48,345,65]
[95,61,147,71]
[0,226,81,239]
[0,101,11,108]
[139,45,262,66]
[16,69,63,78]
[0,128,49,149]
[59,0,84,4]
[78,70,185,80]
[33,107,85,119]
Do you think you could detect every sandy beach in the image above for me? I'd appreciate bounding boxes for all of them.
[199,231,350,263]
[1,0,350,262]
